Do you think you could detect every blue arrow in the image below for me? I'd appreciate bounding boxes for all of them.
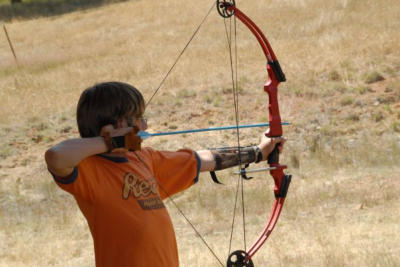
[138,122,289,139]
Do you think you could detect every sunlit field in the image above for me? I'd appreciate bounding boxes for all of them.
[0,0,399,266]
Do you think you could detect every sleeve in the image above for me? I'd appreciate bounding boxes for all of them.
[48,157,98,203]
[146,148,200,199]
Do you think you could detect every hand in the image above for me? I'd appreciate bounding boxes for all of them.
[100,124,136,155]
[258,129,286,161]
[100,124,133,138]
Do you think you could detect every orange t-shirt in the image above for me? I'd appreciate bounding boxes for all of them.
[52,147,200,267]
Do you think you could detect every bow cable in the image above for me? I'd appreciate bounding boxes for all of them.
[146,1,215,107]
[222,13,248,258]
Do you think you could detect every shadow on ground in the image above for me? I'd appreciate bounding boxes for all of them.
[0,0,130,21]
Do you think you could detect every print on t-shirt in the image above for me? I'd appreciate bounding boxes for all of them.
[122,172,165,210]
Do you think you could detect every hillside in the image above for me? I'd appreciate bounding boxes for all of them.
[0,0,399,266]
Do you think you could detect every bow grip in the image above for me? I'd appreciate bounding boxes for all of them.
[267,142,280,164]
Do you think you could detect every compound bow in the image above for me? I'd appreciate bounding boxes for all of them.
[146,1,292,266]
[217,1,292,266]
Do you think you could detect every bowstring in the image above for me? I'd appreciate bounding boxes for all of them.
[224,10,247,257]
[235,14,248,254]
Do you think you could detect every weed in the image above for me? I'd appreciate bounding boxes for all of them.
[204,95,212,104]
[373,111,384,122]
[384,104,392,113]
[392,121,400,133]
[363,71,385,84]
[0,145,14,159]
[354,85,371,95]
[382,65,396,75]
[178,89,196,98]
[384,87,393,93]
[60,126,72,133]
[33,122,48,131]
[31,134,43,143]
[44,136,54,143]
[353,100,364,107]
[346,114,360,122]
[59,116,68,122]
[340,95,354,106]
[20,158,29,166]
[319,125,337,137]
[327,70,341,81]
[328,81,348,94]
[212,96,222,107]
[174,98,183,107]
[377,95,395,104]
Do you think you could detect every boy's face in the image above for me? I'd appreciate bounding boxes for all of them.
[132,115,148,131]
[121,104,147,131]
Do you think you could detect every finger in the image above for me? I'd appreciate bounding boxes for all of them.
[112,127,134,137]
[279,136,287,144]
[277,137,287,153]
[271,136,285,145]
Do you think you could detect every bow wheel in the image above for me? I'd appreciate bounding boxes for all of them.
[227,250,254,267]
[217,0,235,18]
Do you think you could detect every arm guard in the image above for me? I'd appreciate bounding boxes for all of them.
[210,146,263,171]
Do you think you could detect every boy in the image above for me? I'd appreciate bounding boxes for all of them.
[45,81,285,267]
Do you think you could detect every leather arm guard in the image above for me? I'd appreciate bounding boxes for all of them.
[210,145,263,171]
[209,146,263,184]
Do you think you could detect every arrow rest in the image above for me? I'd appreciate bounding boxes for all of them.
[240,163,253,180]
[227,250,254,267]
[216,0,236,18]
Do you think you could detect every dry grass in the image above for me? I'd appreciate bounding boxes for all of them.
[0,0,399,266]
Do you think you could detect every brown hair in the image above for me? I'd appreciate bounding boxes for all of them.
[77,81,144,137]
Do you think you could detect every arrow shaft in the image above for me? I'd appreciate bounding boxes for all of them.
[139,122,289,139]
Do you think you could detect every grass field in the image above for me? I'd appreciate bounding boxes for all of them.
[0,0,399,266]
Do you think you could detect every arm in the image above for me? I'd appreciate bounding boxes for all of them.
[197,133,286,172]
[45,137,108,177]
[45,125,133,177]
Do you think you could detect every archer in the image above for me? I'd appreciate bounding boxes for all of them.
[44,81,285,267]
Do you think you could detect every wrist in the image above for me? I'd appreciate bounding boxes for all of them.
[255,145,263,163]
